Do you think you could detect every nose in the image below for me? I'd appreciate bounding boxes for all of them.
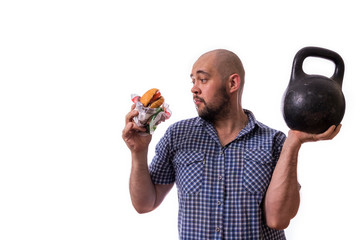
[191,83,201,95]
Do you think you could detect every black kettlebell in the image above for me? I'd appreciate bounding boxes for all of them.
[281,46,346,134]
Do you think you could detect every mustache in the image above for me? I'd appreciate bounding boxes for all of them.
[193,96,205,102]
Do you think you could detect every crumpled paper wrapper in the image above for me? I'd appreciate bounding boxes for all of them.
[131,94,171,135]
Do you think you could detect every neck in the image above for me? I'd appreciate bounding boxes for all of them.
[213,106,248,146]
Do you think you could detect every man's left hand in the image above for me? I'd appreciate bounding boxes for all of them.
[288,124,342,146]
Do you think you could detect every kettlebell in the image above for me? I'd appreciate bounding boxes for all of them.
[281,46,346,134]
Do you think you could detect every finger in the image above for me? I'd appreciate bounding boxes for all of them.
[133,124,147,132]
[125,109,139,124]
[122,121,146,140]
[123,118,148,134]
[315,125,335,140]
[125,104,138,123]
[122,122,135,140]
[329,124,342,139]
[316,125,341,141]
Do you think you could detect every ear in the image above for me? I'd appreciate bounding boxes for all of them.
[228,74,241,93]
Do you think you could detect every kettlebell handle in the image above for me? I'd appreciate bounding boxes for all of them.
[291,46,345,87]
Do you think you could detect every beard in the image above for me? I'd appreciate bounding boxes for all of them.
[196,85,231,123]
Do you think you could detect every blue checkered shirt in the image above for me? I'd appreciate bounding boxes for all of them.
[149,110,287,239]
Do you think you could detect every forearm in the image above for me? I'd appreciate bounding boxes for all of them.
[129,150,157,214]
[264,135,302,230]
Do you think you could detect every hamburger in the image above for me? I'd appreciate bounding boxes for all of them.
[131,88,170,134]
[139,88,164,108]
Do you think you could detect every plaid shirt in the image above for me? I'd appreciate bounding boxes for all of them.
[149,110,287,240]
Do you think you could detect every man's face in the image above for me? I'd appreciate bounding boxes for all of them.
[190,53,231,123]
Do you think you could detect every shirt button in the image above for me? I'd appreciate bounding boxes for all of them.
[216,227,220,232]
[217,200,221,205]
[218,175,223,180]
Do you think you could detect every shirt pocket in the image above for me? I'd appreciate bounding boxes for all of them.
[174,150,204,195]
[243,149,275,195]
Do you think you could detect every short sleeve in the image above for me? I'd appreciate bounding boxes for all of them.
[149,127,176,185]
[272,131,287,162]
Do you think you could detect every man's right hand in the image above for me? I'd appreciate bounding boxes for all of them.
[122,104,152,153]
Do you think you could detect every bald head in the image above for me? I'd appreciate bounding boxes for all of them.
[200,49,245,88]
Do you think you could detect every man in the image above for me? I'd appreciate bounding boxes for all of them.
[122,49,341,239]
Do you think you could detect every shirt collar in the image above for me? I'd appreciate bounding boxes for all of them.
[194,109,259,137]
[238,109,258,138]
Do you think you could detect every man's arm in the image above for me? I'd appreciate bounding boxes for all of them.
[129,150,173,213]
[123,105,173,213]
[264,125,341,230]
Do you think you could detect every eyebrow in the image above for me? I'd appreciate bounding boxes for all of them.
[190,70,211,78]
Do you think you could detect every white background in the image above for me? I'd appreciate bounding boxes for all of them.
[1,0,359,239]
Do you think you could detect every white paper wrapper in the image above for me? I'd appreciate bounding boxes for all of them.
[131,94,171,135]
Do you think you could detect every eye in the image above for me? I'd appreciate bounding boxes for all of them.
[190,78,208,85]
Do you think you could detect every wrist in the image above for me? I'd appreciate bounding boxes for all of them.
[285,131,303,151]
[131,150,149,166]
